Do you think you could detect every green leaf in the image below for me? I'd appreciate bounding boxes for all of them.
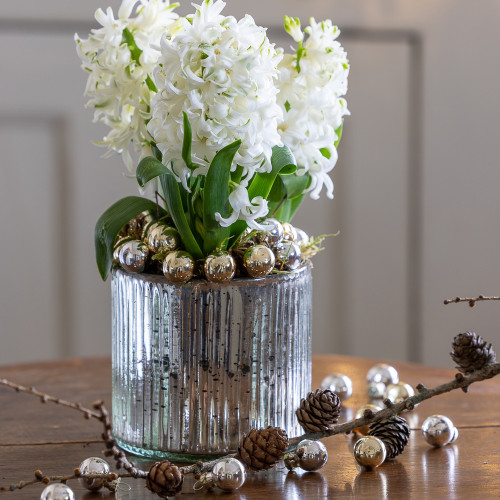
[159,173,204,260]
[95,196,160,280]
[280,172,310,200]
[334,123,343,148]
[203,140,241,253]
[136,156,203,259]
[182,112,193,169]
[136,156,170,188]
[122,27,142,65]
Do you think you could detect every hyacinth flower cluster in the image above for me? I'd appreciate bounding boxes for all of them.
[76,0,349,281]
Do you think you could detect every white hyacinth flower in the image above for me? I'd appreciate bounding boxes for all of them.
[75,0,179,170]
[284,16,303,43]
[277,17,349,199]
[215,184,269,230]
[148,0,283,223]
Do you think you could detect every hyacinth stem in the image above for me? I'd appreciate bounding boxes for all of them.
[444,295,500,307]
[2,360,500,492]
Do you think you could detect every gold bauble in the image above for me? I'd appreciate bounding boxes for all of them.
[118,240,149,273]
[282,222,298,242]
[163,251,195,284]
[384,382,415,404]
[204,252,236,283]
[243,245,275,278]
[146,222,180,253]
[257,218,284,246]
[353,436,387,468]
[354,404,383,435]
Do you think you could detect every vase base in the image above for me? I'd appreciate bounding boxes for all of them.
[114,437,229,464]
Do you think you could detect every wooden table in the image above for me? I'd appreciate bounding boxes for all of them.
[1,355,499,499]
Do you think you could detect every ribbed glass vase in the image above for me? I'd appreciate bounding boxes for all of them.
[111,266,312,462]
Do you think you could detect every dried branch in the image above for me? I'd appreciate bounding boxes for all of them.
[443,295,500,307]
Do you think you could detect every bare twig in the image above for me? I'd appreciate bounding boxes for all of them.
[443,295,500,307]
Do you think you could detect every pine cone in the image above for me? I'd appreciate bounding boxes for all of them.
[451,331,496,374]
[146,461,184,498]
[238,426,289,470]
[296,389,341,432]
[369,416,410,459]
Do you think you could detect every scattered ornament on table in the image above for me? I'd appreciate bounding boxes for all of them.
[285,439,328,472]
[145,222,180,253]
[295,228,309,246]
[257,218,284,247]
[212,458,246,492]
[368,416,410,459]
[367,381,386,400]
[163,250,195,284]
[421,415,458,447]
[282,222,298,242]
[118,240,149,273]
[78,457,110,491]
[451,331,497,374]
[238,426,289,470]
[366,363,399,386]
[296,389,341,432]
[146,460,184,498]
[320,373,353,402]
[193,471,216,491]
[384,382,415,404]
[353,436,387,469]
[204,251,236,283]
[40,483,75,500]
[274,241,302,270]
[354,404,383,435]
[243,245,275,278]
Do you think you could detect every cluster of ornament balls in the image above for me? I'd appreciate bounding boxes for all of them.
[113,212,309,285]
[38,331,495,499]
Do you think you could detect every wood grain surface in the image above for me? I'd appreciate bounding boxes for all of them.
[1,355,499,499]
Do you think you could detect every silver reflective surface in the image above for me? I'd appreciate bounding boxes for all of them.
[111,266,312,460]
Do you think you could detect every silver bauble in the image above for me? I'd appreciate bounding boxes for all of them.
[384,382,415,404]
[40,484,75,500]
[78,457,110,491]
[113,238,129,264]
[204,252,236,283]
[367,381,386,400]
[321,373,353,402]
[295,227,309,246]
[366,363,399,385]
[274,241,302,270]
[450,426,459,443]
[118,240,148,273]
[296,439,328,471]
[212,458,246,492]
[257,218,284,246]
[354,404,383,435]
[243,244,275,278]
[163,251,195,284]
[146,222,180,253]
[282,222,298,242]
[421,415,455,447]
[353,436,387,468]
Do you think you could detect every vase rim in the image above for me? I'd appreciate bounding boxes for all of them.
[111,263,310,289]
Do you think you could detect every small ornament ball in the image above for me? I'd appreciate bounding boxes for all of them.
[421,415,456,447]
[40,484,75,500]
[119,240,149,273]
[78,457,110,491]
[146,222,180,253]
[366,363,399,386]
[321,373,353,402]
[243,244,275,278]
[367,381,386,400]
[258,218,284,246]
[295,228,309,246]
[353,436,387,468]
[450,425,459,443]
[204,252,236,283]
[212,458,246,492]
[282,222,298,242]
[385,382,415,404]
[354,404,383,435]
[163,250,195,284]
[274,241,302,270]
[296,439,328,471]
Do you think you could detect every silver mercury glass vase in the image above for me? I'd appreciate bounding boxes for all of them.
[111,265,312,462]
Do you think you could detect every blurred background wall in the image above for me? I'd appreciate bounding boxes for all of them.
[1,0,499,367]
